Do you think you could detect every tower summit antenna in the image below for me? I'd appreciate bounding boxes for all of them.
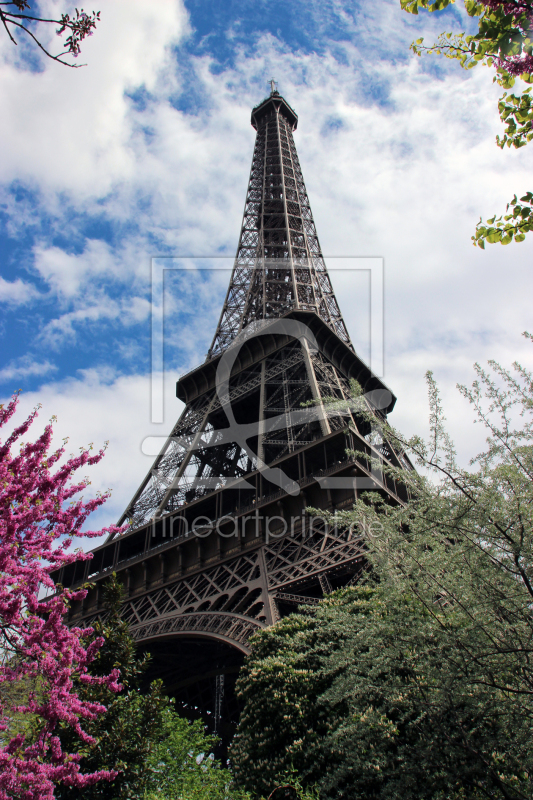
[269,77,278,95]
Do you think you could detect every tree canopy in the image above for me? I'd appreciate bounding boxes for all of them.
[232,335,533,799]
[143,709,254,800]
[401,0,533,247]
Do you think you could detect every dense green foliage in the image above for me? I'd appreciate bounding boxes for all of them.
[232,585,525,799]
[143,710,252,800]
[401,0,533,246]
[232,339,533,799]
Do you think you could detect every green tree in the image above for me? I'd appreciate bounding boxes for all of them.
[232,586,521,799]
[338,336,533,796]
[143,709,252,800]
[0,674,43,746]
[232,336,533,799]
[230,610,330,797]
[401,0,533,246]
[143,701,318,799]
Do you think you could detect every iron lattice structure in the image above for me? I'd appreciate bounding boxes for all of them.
[119,91,356,530]
[59,89,411,744]
[207,92,350,357]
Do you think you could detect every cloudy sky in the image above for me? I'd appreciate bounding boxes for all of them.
[1,0,531,536]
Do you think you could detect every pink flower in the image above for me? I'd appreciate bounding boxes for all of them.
[0,394,125,798]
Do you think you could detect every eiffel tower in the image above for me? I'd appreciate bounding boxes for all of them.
[61,85,410,742]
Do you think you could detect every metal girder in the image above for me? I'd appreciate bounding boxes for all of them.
[121,338,359,527]
[273,592,321,607]
[264,524,365,589]
[129,611,263,654]
[120,551,263,626]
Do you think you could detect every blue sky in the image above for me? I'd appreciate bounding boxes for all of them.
[0,0,531,534]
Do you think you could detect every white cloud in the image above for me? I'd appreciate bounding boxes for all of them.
[128,296,152,323]
[0,276,40,305]
[0,356,57,384]
[33,240,116,298]
[32,236,157,299]
[39,292,152,346]
[40,298,121,346]
[0,0,190,197]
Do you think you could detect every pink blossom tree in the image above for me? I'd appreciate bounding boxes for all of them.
[0,393,123,800]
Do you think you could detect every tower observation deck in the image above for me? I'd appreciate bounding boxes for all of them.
[57,87,411,745]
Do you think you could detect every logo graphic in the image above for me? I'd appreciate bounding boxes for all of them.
[143,257,389,517]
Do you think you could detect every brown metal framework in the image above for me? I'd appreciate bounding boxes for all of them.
[208,91,350,358]
[60,88,411,741]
